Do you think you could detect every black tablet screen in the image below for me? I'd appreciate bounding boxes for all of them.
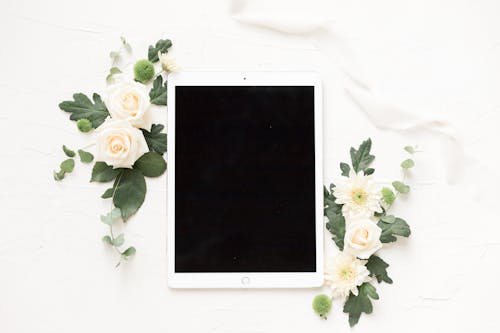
[174,86,316,272]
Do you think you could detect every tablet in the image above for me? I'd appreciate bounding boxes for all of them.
[167,72,323,288]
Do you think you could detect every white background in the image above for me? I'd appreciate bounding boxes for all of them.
[1,0,500,332]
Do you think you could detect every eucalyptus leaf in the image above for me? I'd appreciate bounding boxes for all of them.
[60,159,75,173]
[381,187,396,205]
[102,235,113,245]
[100,207,122,225]
[53,169,66,181]
[91,162,121,182]
[122,246,136,257]
[113,168,146,221]
[404,146,415,154]
[62,145,75,157]
[77,149,94,163]
[378,217,411,243]
[392,181,410,194]
[401,159,415,169]
[112,233,125,247]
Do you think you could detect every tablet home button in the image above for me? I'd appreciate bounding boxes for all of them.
[241,277,250,285]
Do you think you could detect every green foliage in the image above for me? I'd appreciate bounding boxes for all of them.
[102,235,113,245]
[60,159,75,173]
[134,152,167,177]
[100,207,122,225]
[364,168,375,175]
[77,118,92,132]
[148,39,172,62]
[120,36,132,53]
[380,214,396,223]
[62,145,75,157]
[134,59,155,83]
[325,209,346,250]
[312,294,332,319]
[141,124,167,154]
[112,233,125,247]
[113,168,146,221]
[324,184,341,216]
[340,162,350,177]
[392,181,410,194]
[101,188,114,199]
[401,159,415,169]
[366,255,393,284]
[122,246,136,258]
[53,169,66,181]
[350,138,375,173]
[149,75,167,105]
[91,162,121,182]
[106,66,122,84]
[77,149,94,163]
[59,93,109,128]
[381,187,396,205]
[404,146,415,154]
[343,283,379,327]
[378,217,411,243]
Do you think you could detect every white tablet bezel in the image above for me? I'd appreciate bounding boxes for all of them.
[167,71,323,288]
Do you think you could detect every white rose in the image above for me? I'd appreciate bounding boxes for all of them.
[343,218,383,259]
[95,118,149,169]
[105,81,152,130]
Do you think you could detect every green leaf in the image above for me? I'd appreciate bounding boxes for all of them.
[404,146,415,154]
[325,210,346,250]
[134,152,167,177]
[109,51,120,60]
[343,283,379,327]
[378,217,411,243]
[112,233,125,247]
[101,188,114,199]
[53,169,65,181]
[366,255,393,284]
[113,168,146,221]
[350,138,375,173]
[392,181,410,194]
[340,162,350,177]
[380,214,396,223]
[141,124,167,154]
[120,36,132,52]
[364,168,375,175]
[102,235,113,245]
[401,159,415,169]
[106,67,122,83]
[324,185,342,216]
[148,39,172,62]
[122,246,136,257]
[60,159,75,173]
[381,187,396,205]
[62,145,75,157]
[91,162,121,182]
[59,93,109,128]
[100,207,122,225]
[149,75,167,105]
[77,149,94,163]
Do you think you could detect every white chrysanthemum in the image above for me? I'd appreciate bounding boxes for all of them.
[158,52,179,72]
[332,170,382,219]
[324,252,370,299]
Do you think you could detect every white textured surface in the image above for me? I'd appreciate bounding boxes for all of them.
[1,0,500,332]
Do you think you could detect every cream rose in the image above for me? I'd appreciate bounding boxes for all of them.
[105,81,152,130]
[95,118,149,169]
[343,219,383,259]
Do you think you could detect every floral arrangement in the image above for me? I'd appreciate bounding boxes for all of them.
[313,139,419,326]
[53,37,175,266]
